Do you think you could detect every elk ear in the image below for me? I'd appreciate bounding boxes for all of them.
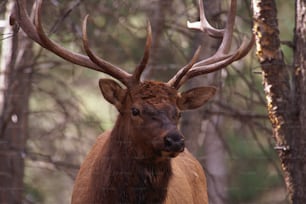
[177,87,216,110]
[99,79,126,110]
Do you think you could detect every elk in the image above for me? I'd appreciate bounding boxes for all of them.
[13,0,253,203]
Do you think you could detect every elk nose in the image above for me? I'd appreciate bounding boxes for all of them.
[164,133,185,153]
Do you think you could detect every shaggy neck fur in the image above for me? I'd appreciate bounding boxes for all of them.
[91,115,173,204]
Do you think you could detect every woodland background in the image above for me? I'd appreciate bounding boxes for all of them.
[0,0,296,203]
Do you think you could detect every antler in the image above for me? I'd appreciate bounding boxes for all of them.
[82,15,152,87]
[13,0,152,87]
[13,0,252,89]
[168,0,254,89]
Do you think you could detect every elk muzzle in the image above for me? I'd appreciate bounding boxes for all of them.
[163,130,185,153]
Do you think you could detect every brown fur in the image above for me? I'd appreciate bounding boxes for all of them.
[72,134,208,204]
[71,81,212,204]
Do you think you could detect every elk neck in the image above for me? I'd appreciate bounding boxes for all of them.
[95,109,173,203]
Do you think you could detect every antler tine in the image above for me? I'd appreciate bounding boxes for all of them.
[32,0,107,72]
[15,0,131,85]
[167,46,201,88]
[176,36,255,87]
[14,0,42,45]
[187,0,238,61]
[216,0,237,54]
[132,21,152,84]
[82,15,132,86]
[168,0,254,89]
[187,0,224,38]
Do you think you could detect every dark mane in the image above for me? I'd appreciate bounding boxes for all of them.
[89,121,173,203]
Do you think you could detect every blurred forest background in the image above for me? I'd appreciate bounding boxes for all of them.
[0,0,295,203]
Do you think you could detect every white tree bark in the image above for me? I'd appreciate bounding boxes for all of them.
[0,0,15,113]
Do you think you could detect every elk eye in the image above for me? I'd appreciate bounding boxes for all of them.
[131,108,140,116]
[172,111,181,120]
[175,112,182,120]
[178,112,182,118]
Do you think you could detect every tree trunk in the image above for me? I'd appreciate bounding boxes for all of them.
[252,0,306,202]
[293,0,306,201]
[142,0,173,80]
[0,1,34,203]
[181,1,228,203]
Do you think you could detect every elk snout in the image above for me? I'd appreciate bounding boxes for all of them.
[164,131,185,153]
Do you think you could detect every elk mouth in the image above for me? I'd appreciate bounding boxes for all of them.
[161,141,185,158]
[152,144,185,160]
[161,148,184,158]
[151,130,185,159]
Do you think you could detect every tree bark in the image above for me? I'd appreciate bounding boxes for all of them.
[0,1,34,203]
[293,0,306,201]
[252,0,306,202]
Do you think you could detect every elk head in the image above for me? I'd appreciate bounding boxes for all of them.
[100,78,216,160]
[13,0,254,161]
